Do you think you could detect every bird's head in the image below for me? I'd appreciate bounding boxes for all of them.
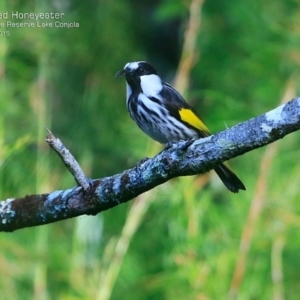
[116,61,163,96]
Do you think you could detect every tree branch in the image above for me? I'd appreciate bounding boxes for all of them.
[1,97,300,232]
[45,127,90,191]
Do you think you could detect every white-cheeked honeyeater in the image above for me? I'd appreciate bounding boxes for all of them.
[116,61,245,193]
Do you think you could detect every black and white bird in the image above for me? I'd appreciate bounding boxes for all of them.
[116,61,245,193]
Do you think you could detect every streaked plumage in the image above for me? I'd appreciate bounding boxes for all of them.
[116,61,245,193]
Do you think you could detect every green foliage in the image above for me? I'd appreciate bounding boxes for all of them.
[1,0,300,299]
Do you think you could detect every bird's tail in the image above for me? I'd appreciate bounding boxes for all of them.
[214,163,246,193]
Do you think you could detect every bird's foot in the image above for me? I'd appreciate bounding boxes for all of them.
[164,139,195,152]
[181,138,195,150]
[164,142,175,150]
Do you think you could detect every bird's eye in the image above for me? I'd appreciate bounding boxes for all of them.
[138,67,144,74]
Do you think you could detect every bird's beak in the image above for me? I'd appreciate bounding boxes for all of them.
[115,69,126,78]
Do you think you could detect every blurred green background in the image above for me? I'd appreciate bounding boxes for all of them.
[1,0,300,299]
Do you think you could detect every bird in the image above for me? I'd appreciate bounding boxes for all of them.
[116,61,245,193]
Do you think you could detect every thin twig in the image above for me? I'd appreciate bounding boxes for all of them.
[173,0,204,94]
[45,127,90,191]
[96,191,155,300]
[271,235,285,300]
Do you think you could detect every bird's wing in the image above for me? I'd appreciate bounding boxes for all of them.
[159,82,211,137]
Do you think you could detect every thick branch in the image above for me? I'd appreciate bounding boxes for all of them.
[1,97,300,232]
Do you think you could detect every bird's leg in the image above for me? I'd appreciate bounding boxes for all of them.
[164,142,175,150]
[164,139,195,151]
[181,138,196,149]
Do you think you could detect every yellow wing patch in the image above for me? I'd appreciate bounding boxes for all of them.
[179,108,210,136]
